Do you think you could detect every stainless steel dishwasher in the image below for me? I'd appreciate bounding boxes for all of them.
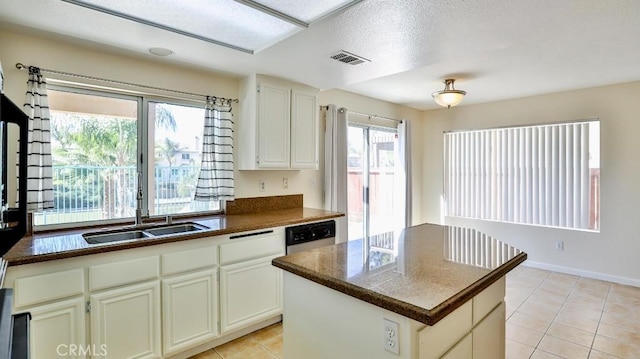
[285,220,336,254]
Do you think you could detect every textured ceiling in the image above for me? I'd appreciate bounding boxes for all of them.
[1,0,639,110]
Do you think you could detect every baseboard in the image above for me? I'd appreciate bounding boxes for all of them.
[523,260,640,287]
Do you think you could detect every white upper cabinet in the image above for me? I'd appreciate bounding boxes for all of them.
[257,82,291,168]
[238,74,319,170]
[290,88,318,169]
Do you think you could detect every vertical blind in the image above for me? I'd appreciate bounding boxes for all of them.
[444,121,598,231]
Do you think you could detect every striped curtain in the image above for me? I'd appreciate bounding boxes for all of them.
[444,121,596,230]
[194,98,234,201]
[21,66,54,212]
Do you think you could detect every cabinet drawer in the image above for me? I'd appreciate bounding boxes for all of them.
[220,229,284,265]
[162,245,217,276]
[472,277,505,325]
[14,268,85,308]
[90,256,159,291]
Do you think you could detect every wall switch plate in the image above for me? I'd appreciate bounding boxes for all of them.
[555,240,564,251]
[383,318,399,355]
[283,177,288,189]
[259,180,266,192]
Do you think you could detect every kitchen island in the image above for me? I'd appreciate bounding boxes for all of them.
[272,223,526,359]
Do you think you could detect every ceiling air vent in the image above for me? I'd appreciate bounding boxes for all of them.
[330,50,370,65]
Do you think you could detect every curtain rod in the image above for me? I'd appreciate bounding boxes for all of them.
[319,105,401,123]
[15,63,239,105]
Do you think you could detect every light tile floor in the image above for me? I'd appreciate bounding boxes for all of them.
[190,323,283,359]
[190,266,640,359]
[505,266,640,359]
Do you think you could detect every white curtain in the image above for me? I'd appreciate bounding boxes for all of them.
[324,105,348,239]
[194,98,234,201]
[22,66,53,212]
[394,120,412,229]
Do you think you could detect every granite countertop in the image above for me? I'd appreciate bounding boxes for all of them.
[272,223,526,326]
[4,206,343,266]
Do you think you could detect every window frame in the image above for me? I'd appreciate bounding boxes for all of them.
[37,85,223,231]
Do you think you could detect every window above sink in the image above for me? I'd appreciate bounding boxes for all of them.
[33,86,223,231]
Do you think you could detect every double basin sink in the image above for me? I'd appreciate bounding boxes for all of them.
[83,222,208,244]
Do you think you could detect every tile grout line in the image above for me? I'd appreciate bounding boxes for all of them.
[258,342,282,359]
[519,272,586,359]
[585,283,610,358]
[505,270,551,359]
[538,275,605,358]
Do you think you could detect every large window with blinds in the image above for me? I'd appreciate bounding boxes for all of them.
[444,120,600,231]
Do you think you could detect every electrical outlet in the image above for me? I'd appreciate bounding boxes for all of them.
[283,177,288,189]
[259,180,265,192]
[383,318,399,355]
[555,240,564,251]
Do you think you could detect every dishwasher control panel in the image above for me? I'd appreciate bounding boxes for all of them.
[285,220,336,246]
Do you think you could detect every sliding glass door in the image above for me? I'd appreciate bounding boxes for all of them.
[347,124,398,241]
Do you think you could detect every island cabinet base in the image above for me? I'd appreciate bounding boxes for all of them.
[282,273,505,359]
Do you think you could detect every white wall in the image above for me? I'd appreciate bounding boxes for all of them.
[318,89,424,225]
[0,29,323,208]
[421,81,640,285]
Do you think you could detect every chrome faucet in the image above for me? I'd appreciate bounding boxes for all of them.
[135,172,145,226]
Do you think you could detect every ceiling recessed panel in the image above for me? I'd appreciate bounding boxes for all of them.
[252,0,361,22]
[68,0,299,51]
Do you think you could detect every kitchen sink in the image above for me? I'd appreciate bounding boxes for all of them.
[83,222,208,244]
[83,230,151,244]
[144,223,207,236]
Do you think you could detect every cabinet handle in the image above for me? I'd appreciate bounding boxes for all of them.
[230,230,274,240]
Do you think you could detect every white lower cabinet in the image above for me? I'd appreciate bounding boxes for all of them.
[219,256,282,333]
[418,278,506,359]
[442,333,472,359]
[90,281,161,359]
[26,297,86,359]
[472,302,505,359]
[162,269,218,356]
[6,229,288,358]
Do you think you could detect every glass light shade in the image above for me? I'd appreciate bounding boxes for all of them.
[431,79,466,108]
[432,91,466,108]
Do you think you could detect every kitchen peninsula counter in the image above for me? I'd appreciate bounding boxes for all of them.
[272,223,526,358]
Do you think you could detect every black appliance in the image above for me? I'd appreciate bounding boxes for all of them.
[285,220,336,254]
[0,93,28,256]
[0,289,30,359]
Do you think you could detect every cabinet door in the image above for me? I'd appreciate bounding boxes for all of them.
[90,281,161,359]
[220,256,282,333]
[441,333,472,359]
[162,269,218,356]
[26,297,86,359]
[472,302,505,359]
[290,89,318,169]
[258,82,291,168]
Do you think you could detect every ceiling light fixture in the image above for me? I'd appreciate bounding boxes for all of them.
[149,47,174,57]
[431,79,466,109]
